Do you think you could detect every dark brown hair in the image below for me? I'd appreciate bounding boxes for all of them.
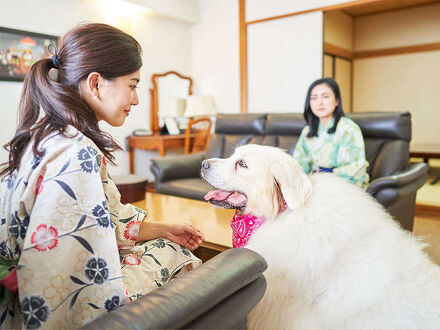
[304,77,344,137]
[1,23,142,176]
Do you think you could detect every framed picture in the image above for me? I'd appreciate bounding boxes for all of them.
[164,117,181,135]
[0,27,58,82]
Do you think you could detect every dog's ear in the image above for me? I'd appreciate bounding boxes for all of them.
[271,155,312,211]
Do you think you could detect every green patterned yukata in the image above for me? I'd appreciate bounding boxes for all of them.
[293,116,369,188]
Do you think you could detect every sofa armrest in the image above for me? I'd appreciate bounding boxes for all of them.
[83,248,267,329]
[150,151,207,183]
[366,162,429,197]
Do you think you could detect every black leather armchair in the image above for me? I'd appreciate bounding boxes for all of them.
[84,248,267,329]
[151,112,428,231]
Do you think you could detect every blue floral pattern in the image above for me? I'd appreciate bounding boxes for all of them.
[0,240,13,259]
[92,201,111,228]
[20,296,49,329]
[77,146,102,173]
[160,268,170,283]
[8,211,29,240]
[84,257,109,285]
[104,296,121,312]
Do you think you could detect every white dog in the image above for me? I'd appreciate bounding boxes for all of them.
[201,144,440,329]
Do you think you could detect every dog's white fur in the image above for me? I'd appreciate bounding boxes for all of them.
[202,144,440,329]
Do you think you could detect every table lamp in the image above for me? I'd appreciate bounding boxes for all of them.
[184,95,217,119]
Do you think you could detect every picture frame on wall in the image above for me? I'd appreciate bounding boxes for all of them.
[0,27,58,82]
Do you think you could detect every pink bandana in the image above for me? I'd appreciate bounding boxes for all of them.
[231,211,266,248]
[230,201,288,248]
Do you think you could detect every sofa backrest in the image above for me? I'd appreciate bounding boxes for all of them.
[207,114,266,158]
[209,111,411,181]
[346,112,411,180]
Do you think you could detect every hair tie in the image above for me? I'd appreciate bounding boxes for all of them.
[48,43,59,69]
[51,55,59,69]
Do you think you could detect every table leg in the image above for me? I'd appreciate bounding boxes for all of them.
[129,147,134,174]
[158,143,166,156]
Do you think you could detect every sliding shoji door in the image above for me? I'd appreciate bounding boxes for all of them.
[247,11,323,113]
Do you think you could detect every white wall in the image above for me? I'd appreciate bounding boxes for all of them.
[190,0,239,114]
[353,3,440,144]
[247,12,323,113]
[0,0,193,180]
[127,0,199,24]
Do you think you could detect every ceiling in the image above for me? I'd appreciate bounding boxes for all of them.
[342,0,440,17]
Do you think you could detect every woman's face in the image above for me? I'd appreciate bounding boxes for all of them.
[309,83,338,122]
[93,70,140,127]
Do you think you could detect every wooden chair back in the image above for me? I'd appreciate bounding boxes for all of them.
[185,117,212,154]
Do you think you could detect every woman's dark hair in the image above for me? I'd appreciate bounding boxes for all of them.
[303,77,344,137]
[1,23,143,176]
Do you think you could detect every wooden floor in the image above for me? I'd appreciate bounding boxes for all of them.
[415,159,440,207]
[414,212,440,265]
[412,159,440,264]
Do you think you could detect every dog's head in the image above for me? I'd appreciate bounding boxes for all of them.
[201,144,313,220]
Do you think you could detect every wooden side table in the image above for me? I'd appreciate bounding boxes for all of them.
[113,174,148,203]
[410,143,440,163]
[127,134,194,174]
[410,143,440,185]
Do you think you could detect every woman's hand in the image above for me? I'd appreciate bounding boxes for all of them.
[165,223,205,250]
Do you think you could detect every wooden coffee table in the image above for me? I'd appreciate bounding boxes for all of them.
[132,192,235,261]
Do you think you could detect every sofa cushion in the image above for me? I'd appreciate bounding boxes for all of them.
[265,113,306,135]
[215,114,266,135]
[370,140,409,180]
[223,135,254,158]
[155,178,213,201]
[348,111,411,141]
[364,138,386,176]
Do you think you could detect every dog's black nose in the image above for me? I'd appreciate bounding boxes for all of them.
[202,160,210,170]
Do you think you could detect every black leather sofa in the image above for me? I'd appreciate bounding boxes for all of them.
[84,248,267,329]
[151,111,429,232]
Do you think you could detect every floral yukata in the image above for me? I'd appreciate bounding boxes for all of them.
[293,116,369,188]
[0,126,200,329]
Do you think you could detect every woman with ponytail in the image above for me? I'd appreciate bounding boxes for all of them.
[0,23,203,329]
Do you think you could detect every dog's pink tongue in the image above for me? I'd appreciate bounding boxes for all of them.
[204,190,232,201]
[227,192,247,205]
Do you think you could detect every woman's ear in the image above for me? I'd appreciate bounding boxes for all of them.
[85,72,102,99]
[271,155,312,211]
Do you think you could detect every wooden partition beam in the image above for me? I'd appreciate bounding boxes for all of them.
[355,42,440,59]
[246,0,381,25]
[324,43,354,60]
[239,0,247,113]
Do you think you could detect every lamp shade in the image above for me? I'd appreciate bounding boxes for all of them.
[159,97,186,117]
[184,95,217,118]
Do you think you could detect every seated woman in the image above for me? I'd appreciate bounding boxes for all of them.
[293,77,369,188]
[0,23,204,329]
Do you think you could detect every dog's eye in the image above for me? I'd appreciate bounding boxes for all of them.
[236,159,247,169]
